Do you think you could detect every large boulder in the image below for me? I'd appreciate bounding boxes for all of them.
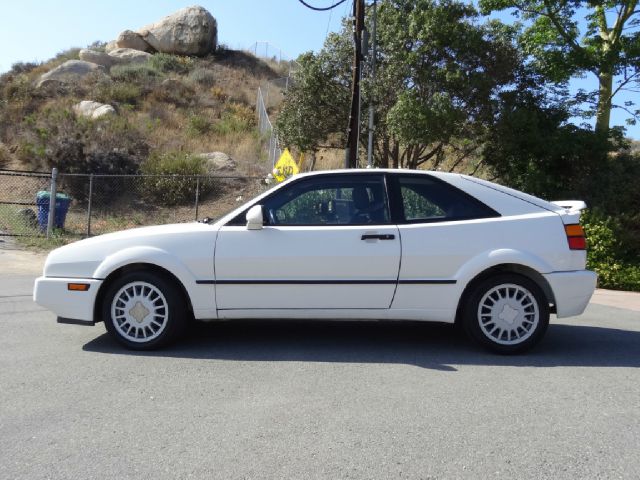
[198,152,236,173]
[79,48,152,68]
[107,48,152,64]
[139,6,217,56]
[73,101,116,120]
[105,40,118,53]
[36,60,106,88]
[116,30,154,52]
[79,49,115,68]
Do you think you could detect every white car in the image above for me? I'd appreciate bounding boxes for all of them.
[34,169,596,353]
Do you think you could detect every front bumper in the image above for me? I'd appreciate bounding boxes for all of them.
[33,276,103,324]
[543,270,597,318]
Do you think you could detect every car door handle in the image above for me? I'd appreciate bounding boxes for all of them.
[361,234,395,241]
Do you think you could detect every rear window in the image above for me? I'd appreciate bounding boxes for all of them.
[394,175,499,223]
[462,176,563,214]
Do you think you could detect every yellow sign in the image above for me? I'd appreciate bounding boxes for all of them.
[273,148,299,182]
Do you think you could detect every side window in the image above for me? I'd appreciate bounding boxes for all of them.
[396,175,498,223]
[402,186,445,220]
[263,176,389,226]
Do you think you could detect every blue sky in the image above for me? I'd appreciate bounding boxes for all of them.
[0,1,348,68]
[0,0,637,139]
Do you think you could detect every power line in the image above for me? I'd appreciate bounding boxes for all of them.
[325,4,334,38]
[297,0,349,11]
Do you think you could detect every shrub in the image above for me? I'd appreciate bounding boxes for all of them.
[2,75,38,102]
[187,113,212,136]
[110,63,161,84]
[147,78,195,107]
[140,151,214,205]
[149,53,193,74]
[87,40,107,52]
[0,74,46,134]
[8,62,39,75]
[43,117,145,204]
[94,81,142,106]
[189,68,216,87]
[210,86,227,101]
[15,107,147,202]
[582,210,640,291]
[0,143,12,169]
[52,48,81,64]
[57,148,142,204]
[214,103,255,135]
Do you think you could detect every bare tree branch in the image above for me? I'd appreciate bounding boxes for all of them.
[612,0,639,43]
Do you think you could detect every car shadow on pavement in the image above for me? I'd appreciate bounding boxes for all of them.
[83,316,640,371]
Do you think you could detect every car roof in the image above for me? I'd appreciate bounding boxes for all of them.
[285,169,563,215]
[292,168,457,180]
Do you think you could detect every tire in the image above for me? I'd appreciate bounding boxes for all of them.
[462,273,549,354]
[102,271,188,350]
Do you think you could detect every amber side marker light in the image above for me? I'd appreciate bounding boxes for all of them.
[565,224,587,250]
[68,283,90,291]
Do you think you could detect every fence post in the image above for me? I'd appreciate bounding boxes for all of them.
[194,176,200,221]
[46,167,58,238]
[86,174,94,237]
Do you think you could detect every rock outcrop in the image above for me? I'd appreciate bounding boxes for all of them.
[116,30,154,53]
[78,47,152,69]
[36,60,106,88]
[107,48,152,64]
[139,6,217,56]
[73,101,116,120]
[79,49,116,68]
[105,40,118,53]
[199,152,236,172]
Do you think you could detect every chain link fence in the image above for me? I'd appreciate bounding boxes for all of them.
[256,86,282,168]
[0,169,269,240]
[247,41,301,169]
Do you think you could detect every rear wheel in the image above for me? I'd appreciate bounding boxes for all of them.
[463,274,549,354]
[102,271,187,350]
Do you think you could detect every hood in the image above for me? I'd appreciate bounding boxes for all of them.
[43,222,217,278]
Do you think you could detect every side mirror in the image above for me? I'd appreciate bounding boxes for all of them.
[246,205,264,230]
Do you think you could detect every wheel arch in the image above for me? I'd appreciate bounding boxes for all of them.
[454,263,556,325]
[93,263,194,323]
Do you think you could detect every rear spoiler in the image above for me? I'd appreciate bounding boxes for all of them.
[551,200,587,213]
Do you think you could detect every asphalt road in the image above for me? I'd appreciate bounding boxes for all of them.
[1,273,640,480]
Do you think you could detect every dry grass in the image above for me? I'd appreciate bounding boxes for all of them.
[0,45,289,184]
[0,143,13,169]
[313,148,347,171]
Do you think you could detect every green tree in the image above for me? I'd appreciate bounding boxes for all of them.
[275,34,351,154]
[379,0,521,168]
[479,0,640,133]
[277,0,522,169]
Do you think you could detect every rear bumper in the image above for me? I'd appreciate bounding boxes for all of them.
[543,270,597,318]
[33,276,102,324]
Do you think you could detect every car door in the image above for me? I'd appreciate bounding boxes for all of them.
[214,173,400,310]
[388,173,501,320]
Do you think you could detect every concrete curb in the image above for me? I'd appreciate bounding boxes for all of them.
[591,288,640,313]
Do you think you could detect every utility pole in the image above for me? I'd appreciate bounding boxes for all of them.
[344,0,365,169]
[366,0,377,168]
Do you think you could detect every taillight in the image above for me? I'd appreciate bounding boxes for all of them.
[565,224,586,250]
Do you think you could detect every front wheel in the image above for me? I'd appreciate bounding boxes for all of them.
[102,271,188,350]
[463,274,549,354]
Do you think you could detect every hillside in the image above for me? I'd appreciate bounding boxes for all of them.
[0,44,284,176]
